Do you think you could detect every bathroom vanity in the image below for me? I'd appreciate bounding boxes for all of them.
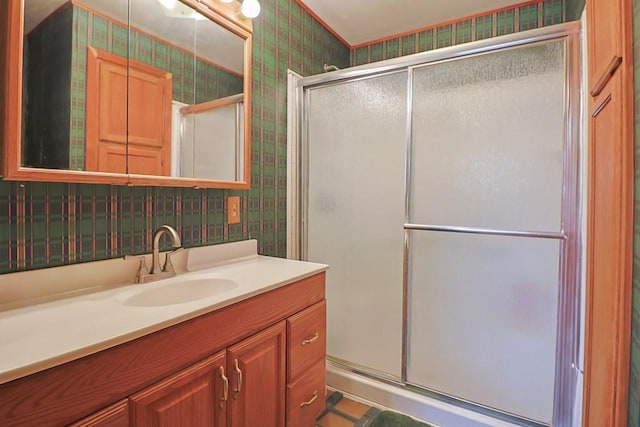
[0,240,327,426]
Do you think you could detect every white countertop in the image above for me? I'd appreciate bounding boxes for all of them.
[0,240,327,385]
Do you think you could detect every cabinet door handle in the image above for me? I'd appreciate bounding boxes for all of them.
[300,390,319,407]
[219,366,229,407]
[233,359,243,397]
[301,332,319,346]
[590,55,622,97]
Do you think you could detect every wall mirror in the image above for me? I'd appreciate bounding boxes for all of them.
[4,0,252,188]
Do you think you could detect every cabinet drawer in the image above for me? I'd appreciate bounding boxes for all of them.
[67,400,129,427]
[287,300,326,381]
[286,360,326,427]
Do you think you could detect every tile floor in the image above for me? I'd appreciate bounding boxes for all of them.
[316,391,380,427]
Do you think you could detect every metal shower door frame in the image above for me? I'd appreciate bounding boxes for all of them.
[296,21,582,427]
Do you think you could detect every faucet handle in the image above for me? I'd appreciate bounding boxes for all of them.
[163,247,184,274]
[125,255,150,284]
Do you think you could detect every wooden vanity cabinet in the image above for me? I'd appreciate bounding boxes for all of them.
[0,272,326,427]
[128,322,289,427]
[69,400,130,427]
[286,301,327,426]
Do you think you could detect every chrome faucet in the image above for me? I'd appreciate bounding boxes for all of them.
[150,225,182,275]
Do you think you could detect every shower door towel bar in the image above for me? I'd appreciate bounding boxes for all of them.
[403,223,567,240]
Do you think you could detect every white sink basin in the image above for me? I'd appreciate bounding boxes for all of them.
[124,277,238,307]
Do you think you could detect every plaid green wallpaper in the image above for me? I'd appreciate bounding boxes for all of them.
[631,1,640,424]
[350,0,565,66]
[0,0,350,273]
[565,0,585,21]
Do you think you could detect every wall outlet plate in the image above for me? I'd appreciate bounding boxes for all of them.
[227,196,241,224]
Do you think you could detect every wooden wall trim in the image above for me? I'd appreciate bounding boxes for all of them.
[2,0,23,179]
[351,0,544,49]
[180,94,243,115]
[0,1,8,176]
[613,0,635,417]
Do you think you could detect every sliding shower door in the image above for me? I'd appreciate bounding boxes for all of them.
[305,72,407,378]
[299,25,581,427]
[406,41,568,424]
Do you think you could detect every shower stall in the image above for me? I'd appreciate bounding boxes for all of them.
[288,22,582,427]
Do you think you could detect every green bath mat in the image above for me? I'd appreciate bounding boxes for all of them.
[368,410,433,427]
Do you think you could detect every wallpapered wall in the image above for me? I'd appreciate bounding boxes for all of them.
[0,0,350,272]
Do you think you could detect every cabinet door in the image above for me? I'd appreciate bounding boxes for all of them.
[129,351,227,427]
[68,400,129,427]
[587,0,622,95]
[584,72,633,427]
[228,322,286,427]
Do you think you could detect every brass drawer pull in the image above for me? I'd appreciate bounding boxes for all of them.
[301,332,319,346]
[219,366,229,408]
[300,390,318,407]
[233,359,243,398]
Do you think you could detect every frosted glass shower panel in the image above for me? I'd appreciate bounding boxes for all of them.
[306,72,407,378]
[406,231,560,423]
[182,103,243,180]
[410,41,565,232]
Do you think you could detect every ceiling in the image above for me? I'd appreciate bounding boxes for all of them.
[299,0,528,46]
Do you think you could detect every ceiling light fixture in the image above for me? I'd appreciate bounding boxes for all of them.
[218,0,261,19]
[240,0,261,18]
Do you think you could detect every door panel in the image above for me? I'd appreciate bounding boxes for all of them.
[86,48,127,174]
[127,60,172,176]
[584,72,631,427]
[410,42,565,232]
[306,71,407,378]
[228,322,286,427]
[129,351,227,427]
[86,48,172,175]
[407,231,560,422]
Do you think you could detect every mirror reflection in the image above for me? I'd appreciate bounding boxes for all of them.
[22,0,246,181]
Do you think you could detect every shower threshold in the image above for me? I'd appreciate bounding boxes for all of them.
[327,360,547,427]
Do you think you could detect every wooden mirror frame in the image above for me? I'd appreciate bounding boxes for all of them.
[1,0,252,189]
